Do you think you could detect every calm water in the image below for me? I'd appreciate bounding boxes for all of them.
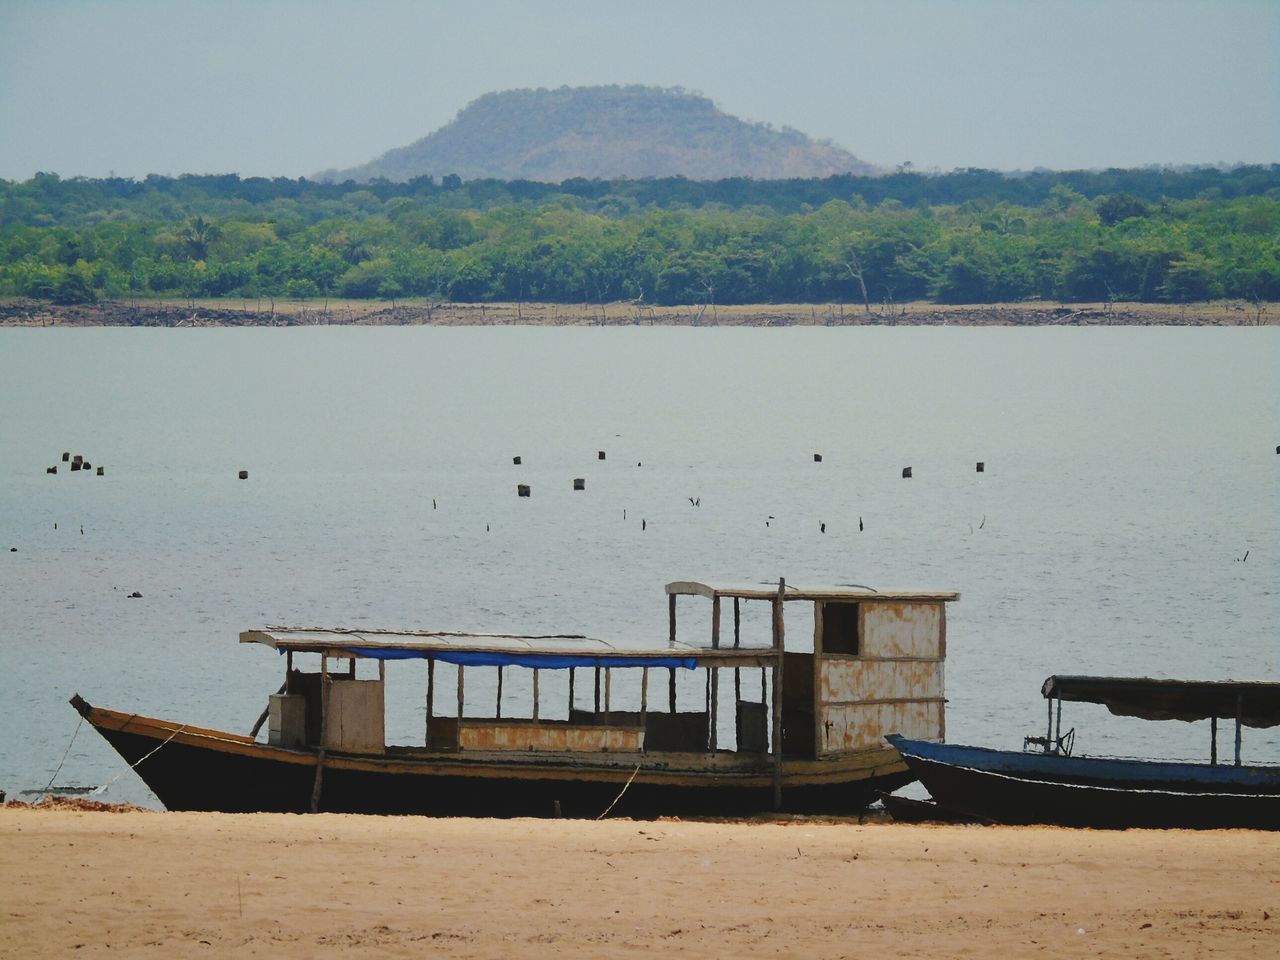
[1,326,1277,808]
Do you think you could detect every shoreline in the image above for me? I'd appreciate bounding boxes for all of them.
[1,298,1275,327]
[2,805,1276,958]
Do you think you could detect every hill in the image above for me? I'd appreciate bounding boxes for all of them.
[315,85,879,183]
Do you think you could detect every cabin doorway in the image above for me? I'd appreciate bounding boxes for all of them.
[781,652,815,756]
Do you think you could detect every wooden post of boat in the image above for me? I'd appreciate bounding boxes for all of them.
[533,668,540,721]
[1045,696,1054,752]
[772,578,786,809]
[1235,694,1243,766]
[733,597,741,707]
[248,648,292,739]
[310,655,330,813]
[594,667,601,712]
[1211,714,1218,765]
[669,669,676,712]
[457,665,465,729]
[669,593,676,645]
[426,658,435,744]
[249,680,287,739]
[641,667,649,717]
[496,665,504,719]
[710,594,720,751]
[568,667,576,712]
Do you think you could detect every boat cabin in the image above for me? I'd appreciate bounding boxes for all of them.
[664,581,957,760]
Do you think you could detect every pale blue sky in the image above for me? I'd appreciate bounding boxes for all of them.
[1,0,1276,180]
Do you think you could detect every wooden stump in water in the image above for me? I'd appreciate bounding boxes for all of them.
[902,467,912,479]
[96,466,104,476]
[513,456,521,465]
[976,461,985,472]
[573,478,585,491]
[61,452,70,462]
[597,450,606,460]
[814,453,823,462]
[238,470,249,480]
[46,466,57,475]
[517,484,531,497]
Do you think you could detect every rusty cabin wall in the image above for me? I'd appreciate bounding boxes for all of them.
[814,600,946,755]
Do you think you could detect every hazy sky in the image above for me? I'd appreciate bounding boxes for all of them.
[1,0,1276,181]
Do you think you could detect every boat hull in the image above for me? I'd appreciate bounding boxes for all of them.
[73,696,911,817]
[886,735,1280,830]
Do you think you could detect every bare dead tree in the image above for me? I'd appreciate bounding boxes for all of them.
[844,255,870,313]
[1103,279,1117,321]
[699,278,717,321]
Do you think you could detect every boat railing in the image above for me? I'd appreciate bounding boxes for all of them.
[1023,727,1075,756]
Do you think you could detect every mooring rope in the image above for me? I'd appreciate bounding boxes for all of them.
[596,760,643,820]
[91,723,189,797]
[37,716,84,801]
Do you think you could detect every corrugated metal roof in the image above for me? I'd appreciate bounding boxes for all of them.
[240,628,774,660]
[664,580,959,602]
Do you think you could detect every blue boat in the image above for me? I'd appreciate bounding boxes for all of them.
[888,676,1280,830]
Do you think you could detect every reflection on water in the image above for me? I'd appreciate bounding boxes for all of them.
[1,326,1276,807]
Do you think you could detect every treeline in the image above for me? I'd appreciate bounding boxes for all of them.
[1,167,1277,306]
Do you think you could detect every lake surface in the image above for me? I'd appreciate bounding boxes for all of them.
[1,326,1277,808]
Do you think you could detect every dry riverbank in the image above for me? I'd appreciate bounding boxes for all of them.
[1,298,1274,327]
[2,803,1276,958]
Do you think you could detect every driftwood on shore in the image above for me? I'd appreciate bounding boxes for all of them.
[0,298,1271,328]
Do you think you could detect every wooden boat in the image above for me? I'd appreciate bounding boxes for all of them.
[71,578,958,817]
[888,676,1280,830]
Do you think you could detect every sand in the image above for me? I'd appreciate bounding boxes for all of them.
[1,806,1275,958]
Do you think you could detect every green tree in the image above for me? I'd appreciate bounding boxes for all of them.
[179,215,221,261]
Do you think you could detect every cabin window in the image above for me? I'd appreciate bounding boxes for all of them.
[821,602,860,655]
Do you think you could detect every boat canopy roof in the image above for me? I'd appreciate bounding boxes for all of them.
[665,580,959,602]
[1042,675,1280,729]
[240,628,774,670]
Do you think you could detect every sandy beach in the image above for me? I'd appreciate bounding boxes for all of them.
[2,805,1275,959]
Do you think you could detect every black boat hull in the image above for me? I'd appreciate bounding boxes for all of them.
[74,696,911,817]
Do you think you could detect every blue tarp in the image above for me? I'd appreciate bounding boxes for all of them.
[339,648,698,670]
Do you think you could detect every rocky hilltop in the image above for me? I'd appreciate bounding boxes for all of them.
[316,85,878,183]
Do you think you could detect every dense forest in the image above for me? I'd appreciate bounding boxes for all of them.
[1,165,1277,306]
